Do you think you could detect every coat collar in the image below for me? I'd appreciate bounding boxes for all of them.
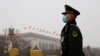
[67,20,77,26]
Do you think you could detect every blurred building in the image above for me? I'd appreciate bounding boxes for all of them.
[18,32,60,51]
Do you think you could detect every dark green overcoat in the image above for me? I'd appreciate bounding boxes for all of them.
[61,20,84,56]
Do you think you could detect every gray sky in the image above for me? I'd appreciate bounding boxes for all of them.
[0,0,100,47]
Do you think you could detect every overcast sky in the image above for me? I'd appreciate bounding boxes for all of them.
[0,0,100,47]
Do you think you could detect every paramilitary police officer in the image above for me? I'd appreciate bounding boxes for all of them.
[61,5,84,56]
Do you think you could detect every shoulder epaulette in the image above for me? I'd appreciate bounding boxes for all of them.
[70,24,79,29]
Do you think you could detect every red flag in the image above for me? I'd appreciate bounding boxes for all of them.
[32,27,35,30]
[52,31,56,35]
[29,26,31,29]
[36,28,39,31]
[24,27,27,29]
[39,29,42,32]
[42,30,45,32]
[46,31,48,33]
[48,32,51,34]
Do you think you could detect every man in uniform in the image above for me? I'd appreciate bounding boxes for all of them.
[61,5,84,56]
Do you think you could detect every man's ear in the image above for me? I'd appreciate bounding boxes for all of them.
[70,14,75,20]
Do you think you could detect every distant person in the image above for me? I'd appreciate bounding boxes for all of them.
[60,5,84,56]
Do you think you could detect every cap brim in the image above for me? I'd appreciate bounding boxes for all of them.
[62,12,66,15]
[62,11,73,15]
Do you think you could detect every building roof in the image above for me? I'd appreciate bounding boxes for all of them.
[18,32,60,41]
